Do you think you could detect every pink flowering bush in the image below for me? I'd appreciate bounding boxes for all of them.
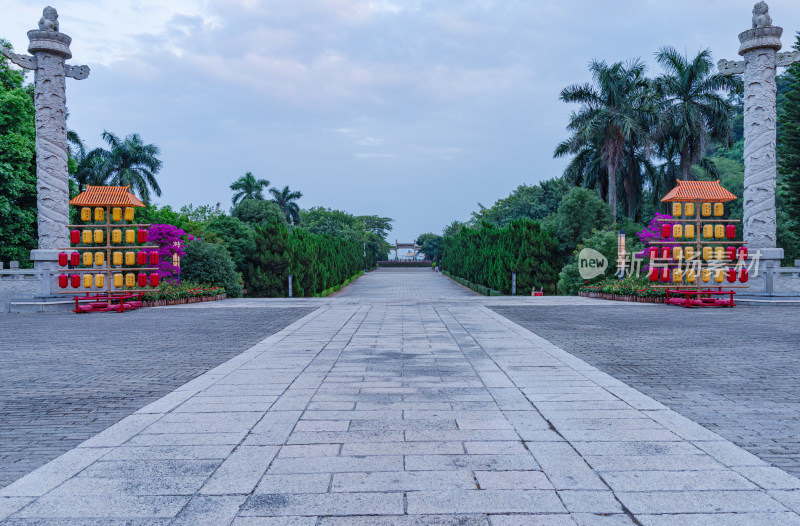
[145,224,194,284]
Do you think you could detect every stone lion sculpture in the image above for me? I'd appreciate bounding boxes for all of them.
[752,1,772,28]
[38,6,59,32]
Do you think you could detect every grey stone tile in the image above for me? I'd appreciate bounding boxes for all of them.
[693,440,769,468]
[13,495,189,518]
[126,432,245,446]
[254,474,332,494]
[318,516,489,526]
[489,515,577,526]
[0,497,33,521]
[47,476,207,496]
[171,495,246,526]
[464,441,528,455]
[267,455,404,473]
[736,466,800,490]
[200,446,279,495]
[286,431,405,444]
[0,447,111,497]
[405,454,538,471]
[278,444,341,458]
[99,445,235,461]
[557,490,621,513]
[331,470,476,492]
[585,454,724,472]
[474,470,553,490]
[635,513,800,526]
[525,442,606,490]
[600,470,757,491]
[232,517,317,525]
[342,441,463,456]
[79,459,220,480]
[406,490,566,514]
[615,490,788,514]
[240,492,404,516]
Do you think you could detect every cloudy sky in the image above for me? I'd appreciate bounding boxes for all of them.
[3,1,800,242]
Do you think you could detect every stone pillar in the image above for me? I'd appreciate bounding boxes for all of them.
[739,23,783,264]
[1,7,90,297]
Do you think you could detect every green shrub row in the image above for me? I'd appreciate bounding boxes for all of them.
[442,270,503,296]
[579,276,667,298]
[313,271,365,297]
[440,219,559,294]
[377,261,432,268]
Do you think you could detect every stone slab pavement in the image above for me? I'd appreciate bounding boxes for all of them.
[2,269,800,525]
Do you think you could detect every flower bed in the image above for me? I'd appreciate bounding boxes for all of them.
[579,277,667,303]
[135,283,227,307]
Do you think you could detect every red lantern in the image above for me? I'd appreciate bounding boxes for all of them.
[661,247,672,259]
[727,268,737,283]
[149,251,159,265]
[649,268,659,282]
[661,224,672,238]
[739,268,749,283]
[70,274,80,288]
[138,230,148,243]
[726,225,736,239]
[70,230,80,244]
[58,274,68,288]
[149,273,159,287]
[137,273,147,287]
[70,252,80,266]
[137,252,147,266]
[58,252,68,266]
[737,247,748,260]
[660,267,670,282]
[726,247,736,261]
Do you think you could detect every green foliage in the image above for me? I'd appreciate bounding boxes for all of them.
[300,207,390,268]
[205,214,254,272]
[778,32,800,265]
[439,219,559,295]
[232,199,286,226]
[246,218,365,297]
[416,233,442,261]
[542,187,613,264]
[470,178,570,227]
[180,240,243,298]
[557,229,619,296]
[0,40,36,267]
[579,276,667,298]
[269,185,303,225]
[230,171,269,205]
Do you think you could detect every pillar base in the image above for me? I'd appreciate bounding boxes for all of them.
[747,248,784,295]
[30,249,61,297]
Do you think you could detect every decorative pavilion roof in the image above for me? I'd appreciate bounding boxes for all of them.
[660,180,737,203]
[69,186,146,207]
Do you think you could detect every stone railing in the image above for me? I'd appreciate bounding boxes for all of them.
[0,262,42,313]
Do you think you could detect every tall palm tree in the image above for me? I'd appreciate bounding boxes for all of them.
[67,130,106,191]
[99,131,163,202]
[269,185,303,225]
[654,47,741,181]
[230,172,270,206]
[557,59,653,222]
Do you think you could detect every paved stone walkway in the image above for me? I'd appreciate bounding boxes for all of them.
[2,269,800,525]
[493,304,800,477]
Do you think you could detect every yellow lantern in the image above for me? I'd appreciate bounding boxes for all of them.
[94,252,105,266]
[93,229,104,244]
[95,273,105,288]
[125,251,135,266]
[81,229,92,244]
[685,203,695,217]
[715,269,725,283]
[125,273,136,287]
[112,251,123,266]
[703,224,714,238]
[673,224,683,238]
[715,224,725,238]
[113,273,123,288]
[125,229,135,244]
[702,203,712,217]
[94,207,104,222]
[686,269,696,283]
[672,203,682,216]
[82,252,93,267]
[701,268,712,282]
[685,224,695,239]
[81,207,92,222]
[703,246,713,260]
[112,229,122,244]
[685,247,695,260]
[124,207,135,221]
[673,247,683,260]
[83,274,93,288]
[714,203,724,216]
[715,246,725,260]
[112,207,122,222]
[673,269,683,282]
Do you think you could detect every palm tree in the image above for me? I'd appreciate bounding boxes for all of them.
[269,185,303,225]
[654,47,741,181]
[230,172,270,206]
[99,131,163,202]
[557,59,654,222]
[67,130,106,191]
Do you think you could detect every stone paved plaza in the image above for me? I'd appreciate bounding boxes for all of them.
[2,269,800,525]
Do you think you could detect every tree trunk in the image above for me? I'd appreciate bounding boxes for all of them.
[680,144,692,181]
[607,158,618,223]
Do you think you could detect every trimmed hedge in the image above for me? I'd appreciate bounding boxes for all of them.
[443,270,503,296]
[378,261,432,268]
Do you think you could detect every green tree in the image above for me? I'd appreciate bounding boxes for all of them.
[95,131,163,203]
[557,59,652,221]
[230,172,269,205]
[269,185,303,225]
[470,178,570,227]
[778,33,800,261]
[232,199,285,225]
[0,39,36,266]
[358,215,394,239]
[542,187,613,264]
[205,214,255,273]
[247,219,290,297]
[416,233,442,261]
[653,47,741,181]
[181,240,243,298]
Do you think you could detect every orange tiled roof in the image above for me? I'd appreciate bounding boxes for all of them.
[69,186,146,207]
[660,180,737,203]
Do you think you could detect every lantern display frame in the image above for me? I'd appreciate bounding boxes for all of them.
[648,180,748,308]
[57,186,161,313]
